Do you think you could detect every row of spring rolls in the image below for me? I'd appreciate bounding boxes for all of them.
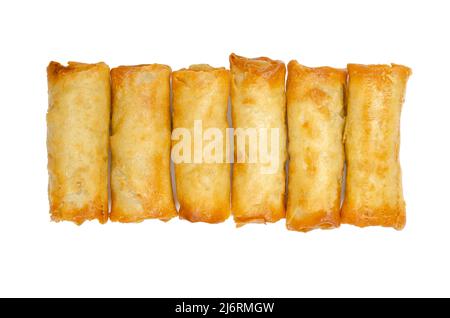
[46,54,411,231]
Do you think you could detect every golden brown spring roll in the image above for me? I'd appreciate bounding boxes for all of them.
[342,64,411,229]
[172,64,230,223]
[286,61,346,232]
[47,61,110,224]
[110,64,176,222]
[230,53,287,225]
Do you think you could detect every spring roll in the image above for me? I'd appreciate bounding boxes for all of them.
[229,53,287,225]
[286,61,346,232]
[172,65,230,223]
[47,61,110,224]
[342,64,411,229]
[110,64,176,222]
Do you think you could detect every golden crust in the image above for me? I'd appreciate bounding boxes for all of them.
[286,60,346,232]
[342,63,411,230]
[110,64,176,222]
[230,54,287,225]
[172,64,231,223]
[229,53,285,87]
[47,61,111,225]
[347,63,412,78]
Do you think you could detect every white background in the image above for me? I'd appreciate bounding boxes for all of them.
[0,0,448,297]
